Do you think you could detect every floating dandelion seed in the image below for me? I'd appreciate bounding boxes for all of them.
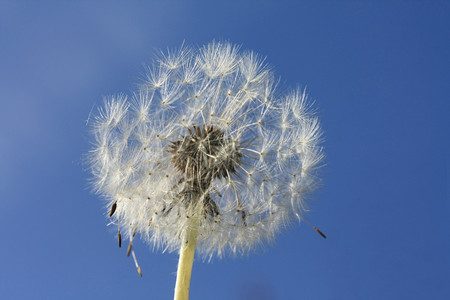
[88,41,324,300]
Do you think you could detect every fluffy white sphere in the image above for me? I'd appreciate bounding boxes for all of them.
[88,41,324,259]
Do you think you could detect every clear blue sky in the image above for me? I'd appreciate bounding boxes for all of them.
[1,1,449,299]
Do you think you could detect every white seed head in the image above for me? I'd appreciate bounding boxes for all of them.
[88,41,324,258]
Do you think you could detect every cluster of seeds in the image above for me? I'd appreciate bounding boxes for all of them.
[88,42,324,260]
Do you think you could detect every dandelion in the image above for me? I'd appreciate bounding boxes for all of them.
[88,41,324,300]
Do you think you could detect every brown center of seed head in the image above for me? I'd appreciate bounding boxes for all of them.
[168,124,242,217]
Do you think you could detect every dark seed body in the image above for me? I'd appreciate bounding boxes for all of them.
[315,227,327,239]
[127,242,132,256]
[109,201,117,217]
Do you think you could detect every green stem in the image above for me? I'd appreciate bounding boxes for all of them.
[174,211,200,300]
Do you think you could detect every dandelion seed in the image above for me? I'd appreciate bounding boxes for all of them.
[109,200,117,217]
[315,227,327,239]
[88,41,324,300]
[127,241,132,257]
[131,250,143,277]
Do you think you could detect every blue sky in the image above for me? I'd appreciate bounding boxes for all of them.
[1,1,449,299]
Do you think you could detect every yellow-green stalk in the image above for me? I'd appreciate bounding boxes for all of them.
[174,206,200,300]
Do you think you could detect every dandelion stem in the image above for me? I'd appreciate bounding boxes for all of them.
[174,207,200,300]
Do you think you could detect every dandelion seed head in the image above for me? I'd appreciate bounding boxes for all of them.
[88,41,324,258]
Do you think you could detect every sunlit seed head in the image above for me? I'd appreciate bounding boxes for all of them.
[88,41,324,259]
